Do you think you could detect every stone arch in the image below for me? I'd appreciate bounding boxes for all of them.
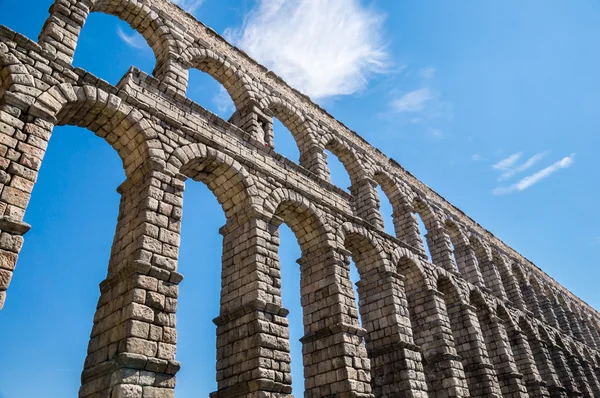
[530,274,558,327]
[322,133,365,188]
[468,234,505,297]
[371,169,411,238]
[444,218,470,274]
[410,195,441,260]
[512,263,539,315]
[263,190,373,396]
[183,47,259,111]
[28,83,160,177]
[262,96,317,163]
[492,251,523,306]
[167,143,259,219]
[38,0,184,84]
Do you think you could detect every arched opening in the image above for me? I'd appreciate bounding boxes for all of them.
[266,100,314,167]
[73,13,156,86]
[277,223,303,394]
[174,181,224,396]
[371,172,405,238]
[324,149,352,193]
[272,118,300,162]
[376,185,395,236]
[186,69,235,118]
[0,125,123,396]
[412,198,437,261]
[268,200,371,397]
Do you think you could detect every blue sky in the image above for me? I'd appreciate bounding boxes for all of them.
[1,0,600,397]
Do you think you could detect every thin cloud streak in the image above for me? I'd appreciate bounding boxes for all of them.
[392,88,433,113]
[493,152,522,171]
[116,26,147,49]
[493,153,575,195]
[498,151,548,181]
[225,0,388,99]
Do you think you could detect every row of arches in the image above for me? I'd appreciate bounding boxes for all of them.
[3,23,600,396]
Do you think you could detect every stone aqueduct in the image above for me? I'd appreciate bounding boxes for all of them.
[0,0,599,397]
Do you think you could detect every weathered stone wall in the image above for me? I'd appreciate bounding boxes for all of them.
[1,1,600,397]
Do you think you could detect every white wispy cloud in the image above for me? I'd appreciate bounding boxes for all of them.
[170,0,204,14]
[225,0,388,99]
[493,153,575,195]
[116,26,147,49]
[498,151,548,181]
[392,88,433,113]
[419,67,436,79]
[493,152,523,171]
[472,154,482,161]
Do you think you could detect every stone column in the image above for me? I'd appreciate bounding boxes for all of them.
[526,338,567,398]
[38,0,93,63]
[212,215,292,398]
[424,227,458,273]
[351,177,384,232]
[508,329,550,398]
[413,288,470,397]
[537,293,559,329]
[454,244,486,288]
[299,247,373,398]
[0,108,53,309]
[479,257,508,301]
[228,100,273,145]
[522,284,544,322]
[355,268,429,397]
[548,344,579,396]
[79,166,185,398]
[566,310,585,343]
[566,354,593,397]
[580,358,600,397]
[552,301,573,336]
[300,144,330,182]
[479,314,528,397]
[447,302,502,397]
[392,202,422,252]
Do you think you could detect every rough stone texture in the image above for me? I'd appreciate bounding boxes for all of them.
[1,1,600,397]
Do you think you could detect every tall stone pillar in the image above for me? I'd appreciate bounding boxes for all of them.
[351,177,384,232]
[580,358,600,397]
[79,166,185,398]
[424,228,459,273]
[566,354,593,397]
[508,329,550,398]
[38,0,93,63]
[356,268,429,397]
[412,288,470,397]
[478,314,528,397]
[213,215,292,398]
[299,247,373,398]
[454,244,486,288]
[300,143,331,182]
[548,344,579,396]
[0,107,54,309]
[447,301,502,397]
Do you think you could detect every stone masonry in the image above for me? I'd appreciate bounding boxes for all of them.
[1,1,600,397]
